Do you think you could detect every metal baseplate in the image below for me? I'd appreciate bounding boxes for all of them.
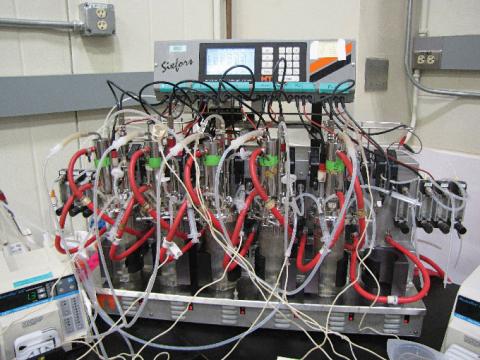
[97,285,425,337]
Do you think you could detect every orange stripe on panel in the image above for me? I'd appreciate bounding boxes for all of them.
[346,42,353,55]
[309,42,353,74]
[310,57,337,74]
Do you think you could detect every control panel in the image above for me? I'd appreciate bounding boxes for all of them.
[199,42,307,83]
[153,39,356,95]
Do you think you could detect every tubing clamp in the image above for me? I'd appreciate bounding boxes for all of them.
[141,202,151,213]
[162,240,182,259]
[80,196,91,206]
[387,295,399,305]
[265,199,276,210]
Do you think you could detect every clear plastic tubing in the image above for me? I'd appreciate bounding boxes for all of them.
[279,122,290,255]
[282,135,359,297]
[92,144,128,326]
[361,185,420,207]
[213,129,264,245]
[126,128,182,327]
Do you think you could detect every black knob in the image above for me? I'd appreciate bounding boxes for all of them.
[55,206,64,216]
[438,221,450,234]
[398,221,410,234]
[454,222,467,235]
[69,206,82,217]
[420,220,434,234]
[82,207,93,218]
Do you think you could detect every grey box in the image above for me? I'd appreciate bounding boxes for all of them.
[365,57,389,91]
[413,35,480,71]
[79,3,115,36]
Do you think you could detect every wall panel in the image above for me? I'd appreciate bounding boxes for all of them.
[414,0,480,154]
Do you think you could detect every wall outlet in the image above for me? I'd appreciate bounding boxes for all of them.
[412,50,442,70]
[79,3,115,36]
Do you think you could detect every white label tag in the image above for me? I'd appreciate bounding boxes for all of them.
[336,39,347,60]
[310,40,338,59]
[169,45,187,53]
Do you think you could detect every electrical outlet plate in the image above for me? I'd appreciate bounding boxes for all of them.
[412,50,442,70]
[79,3,115,36]
[365,57,389,92]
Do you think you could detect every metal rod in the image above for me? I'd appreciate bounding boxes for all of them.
[0,17,84,32]
[226,0,232,39]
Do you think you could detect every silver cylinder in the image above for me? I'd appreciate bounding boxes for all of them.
[258,223,284,286]
[260,139,281,200]
[103,217,144,291]
[205,219,237,295]
[94,138,113,194]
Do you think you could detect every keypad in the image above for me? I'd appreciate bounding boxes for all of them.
[260,45,303,82]
[60,295,85,335]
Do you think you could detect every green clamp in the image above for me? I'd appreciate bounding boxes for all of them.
[259,155,279,167]
[148,157,162,169]
[94,157,111,168]
[204,154,221,166]
[326,159,345,173]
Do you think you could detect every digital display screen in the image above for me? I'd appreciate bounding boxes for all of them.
[455,295,480,325]
[0,286,42,313]
[0,275,78,315]
[206,48,255,75]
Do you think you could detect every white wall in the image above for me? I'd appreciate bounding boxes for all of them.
[0,0,214,237]
[415,0,480,155]
[1,0,480,281]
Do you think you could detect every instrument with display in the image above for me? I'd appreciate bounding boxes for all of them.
[153,39,355,96]
[442,266,480,356]
[0,246,86,360]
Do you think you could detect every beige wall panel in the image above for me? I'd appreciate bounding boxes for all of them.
[232,0,359,39]
[0,113,77,235]
[14,0,72,75]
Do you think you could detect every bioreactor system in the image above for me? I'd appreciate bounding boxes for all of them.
[33,39,469,355]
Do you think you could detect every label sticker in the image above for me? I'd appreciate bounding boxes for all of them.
[336,39,346,60]
[169,45,187,53]
[310,40,337,59]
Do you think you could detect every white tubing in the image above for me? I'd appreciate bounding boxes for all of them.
[112,131,143,150]
[213,129,265,245]
[92,145,128,326]
[169,132,206,157]
[230,129,264,150]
